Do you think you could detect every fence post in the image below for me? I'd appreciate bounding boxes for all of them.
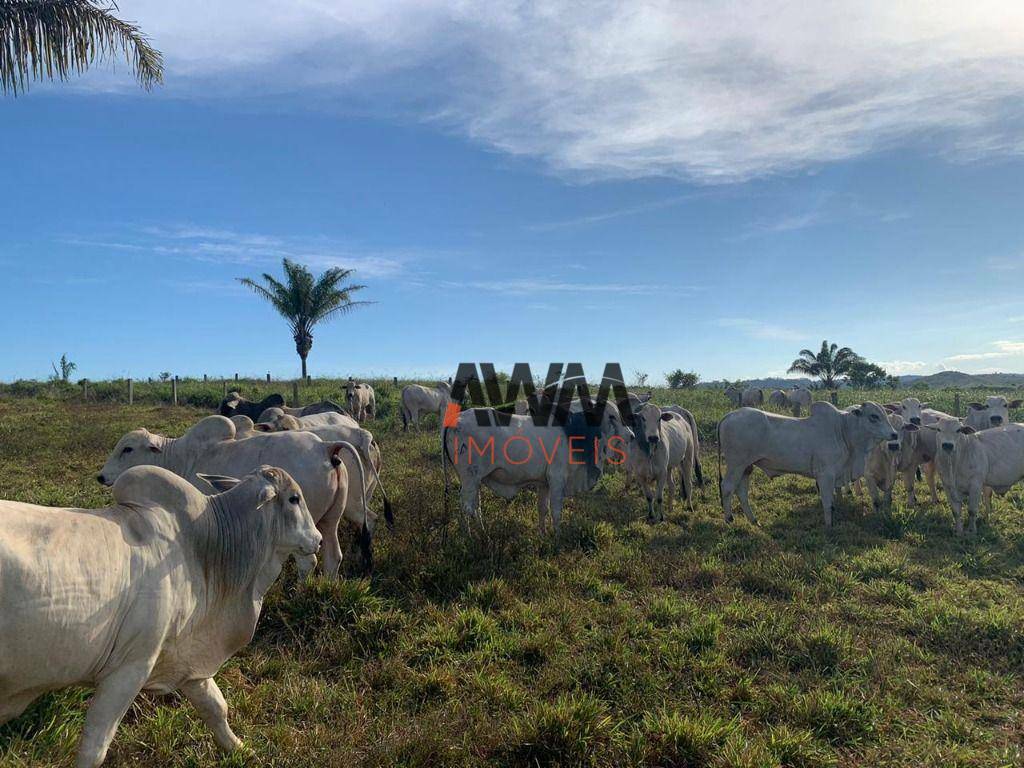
[203,373,208,382]
[830,391,838,406]
[393,376,398,387]
[292,380,300,407]
[235,373,239,382]
[306,375,311,384]
[266,372,271,383]
[954,392,961,417]
[222,380,228,398]
[128,378,134,406]
[172,376,179,406]
[82,381,87,400]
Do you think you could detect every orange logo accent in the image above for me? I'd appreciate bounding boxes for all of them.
[443,403,462,428]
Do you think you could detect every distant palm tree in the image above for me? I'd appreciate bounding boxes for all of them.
[1,0,162,95]
[787,340,862,390]
[238,259,370,379]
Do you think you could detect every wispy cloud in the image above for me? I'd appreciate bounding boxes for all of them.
[946,340,1024,362]
[441,277,702,296]
[90,2,1024,182]
[525,193,702,232]
[876,359,932,375]
[61,225,413,278]
[716,317,805,342]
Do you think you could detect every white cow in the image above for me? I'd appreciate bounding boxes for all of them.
[882,396,929,426]
[345,381,376,421]
[964,396,1023,431]
[862,413,920,510]
[257,406,358,429]
[442,404,632,532]
[927,417,1024,536]
[769,388,812,416]
[401,382,452,430]
[0,465,320,768]
[741,387,764,407]
[724,385,742,407]
[718,401,897,527]
[254,412,395,542]
[624,404,698,521]
[97,416,366,577]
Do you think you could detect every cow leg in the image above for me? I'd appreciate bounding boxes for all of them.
[925,462,939,504]
[719,464,747,523]
[316,512,344,578]
[866,476,882,512]
[180,678,242,752]
[655,472,668,522]
[680,455,694,513]
[537,486,550,534]
[983,486,993,517]
[736,467,758,525]
[76,662,152,768]
[639,476,656,522]
[818,475,836,528]
[459,479,480,534]
[549,485,565,533]
[884,482,894,511]
[949,493,964,537]
[969,485,983,536]
[903,466,918,507]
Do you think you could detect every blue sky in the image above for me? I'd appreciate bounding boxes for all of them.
[3,1,1024,383]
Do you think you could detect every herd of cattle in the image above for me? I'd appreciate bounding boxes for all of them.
[2,378,1024,767]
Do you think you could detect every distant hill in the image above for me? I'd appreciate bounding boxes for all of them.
[897,371,1024,389]
[699,371,1024,390]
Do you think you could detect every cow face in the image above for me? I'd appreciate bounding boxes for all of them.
[849,402,899,443]
[97,429,163,485]
[899,397,924,426]
[926,417,975,454]
[260,467,321,573]
[968,396,1021,427]
[255,413,302,432]
[632,403,665,452]
[884,413,920,455]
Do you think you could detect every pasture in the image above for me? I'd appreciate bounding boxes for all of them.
[1,385,1023,768]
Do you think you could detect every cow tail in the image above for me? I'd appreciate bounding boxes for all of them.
[401,392,410,430]
[441,423,451,509]
[683,410,704,488]
[716,417,723,500]
[916,466,923,482]
[364,440,395,530]
[334,441,371,573]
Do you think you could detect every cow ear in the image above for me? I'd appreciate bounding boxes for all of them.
[254,423,273,432]
[902,423,919,432]
[660,412,674,421]
[968,402,984,410]
[197,473,241,492]
[959,425,976,435]
[851,407,863,416]
[883,404,898,412]
[920,402,931,409]
[148,443,162,453]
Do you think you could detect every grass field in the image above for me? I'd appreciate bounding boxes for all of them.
[1,386,1023,767]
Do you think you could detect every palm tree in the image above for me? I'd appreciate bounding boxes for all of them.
[787,340,863,390]
[238,259,370,379]
[1,0,163,95]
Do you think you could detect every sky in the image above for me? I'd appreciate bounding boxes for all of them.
[3,0,1024,384]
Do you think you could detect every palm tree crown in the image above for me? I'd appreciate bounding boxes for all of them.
[787,340,863,389]
[1,0,163,95]
[238,259,370,378]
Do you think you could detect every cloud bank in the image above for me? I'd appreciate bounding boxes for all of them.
[110,0,1024,182]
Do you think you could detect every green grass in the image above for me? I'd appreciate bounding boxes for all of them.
[1,387,1023,767]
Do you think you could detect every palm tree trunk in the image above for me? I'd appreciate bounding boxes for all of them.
[300,354,308,379]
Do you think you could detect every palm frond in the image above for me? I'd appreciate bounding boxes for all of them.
[1,0,163,95]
